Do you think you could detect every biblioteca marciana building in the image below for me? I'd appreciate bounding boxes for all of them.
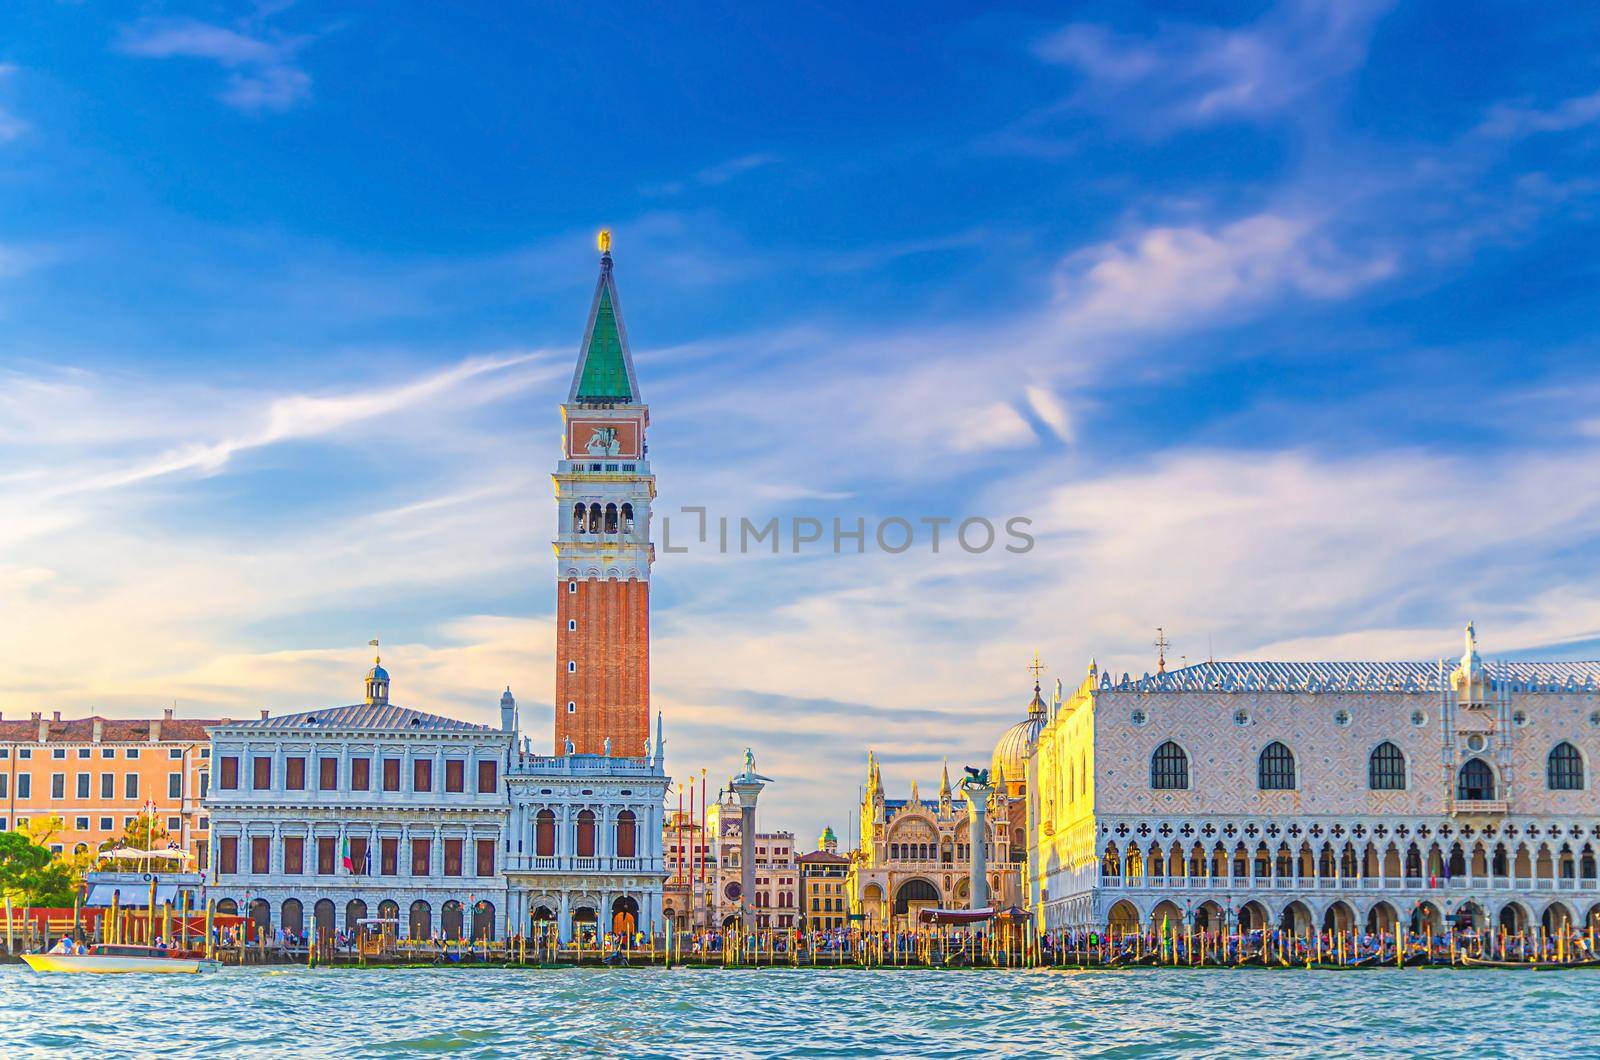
[205,236,669,942]
[1026,625,1600,939]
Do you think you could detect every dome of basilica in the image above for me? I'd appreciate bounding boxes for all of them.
[990,681,1048,787]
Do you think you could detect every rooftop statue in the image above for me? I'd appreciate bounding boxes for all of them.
[961,766,991,789]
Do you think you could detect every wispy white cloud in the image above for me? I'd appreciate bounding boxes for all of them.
[43,352,557,499]
[115,18,312,113]
[1053,213,1397,334]
[1478,89,1600,139]
[1037,0,1392,133]
[643,153,779,197]
[0,63,25,142]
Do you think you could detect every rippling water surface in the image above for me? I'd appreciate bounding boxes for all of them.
[0,964,1593,1058]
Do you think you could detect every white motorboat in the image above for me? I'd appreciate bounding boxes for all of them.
[21,943,219,974]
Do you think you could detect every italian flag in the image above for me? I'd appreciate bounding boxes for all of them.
[342,837,355,873]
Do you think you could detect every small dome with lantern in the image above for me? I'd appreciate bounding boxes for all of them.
[991,671,1048,795]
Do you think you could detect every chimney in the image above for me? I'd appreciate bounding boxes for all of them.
[37,716,48,743]
[261,709,270,720]
[150,717,162,742]
[164,707,174,721]
[52,710,61,722]
[93,719,104,743]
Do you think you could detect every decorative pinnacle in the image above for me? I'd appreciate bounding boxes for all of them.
[598,228,612,257]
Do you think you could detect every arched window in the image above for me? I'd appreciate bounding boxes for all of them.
[1458,757,1496,800]
[1549,742,1584,790]
[587,506,600,534]
[621,503,634,533]
[573,503,586,533]
[1150,742,1189,790]
[1368,742,1407,790]
[576,809,596,858]
[1258,742,1296,790]
[535,809,556,857]
[604,503,618,534]
[616,809,637,858]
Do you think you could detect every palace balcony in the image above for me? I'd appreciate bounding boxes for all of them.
[1450,800,1510,816]
[510,755,662,777]
[505,853,665,875]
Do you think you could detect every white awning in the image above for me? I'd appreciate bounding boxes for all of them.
[86,883,184,908]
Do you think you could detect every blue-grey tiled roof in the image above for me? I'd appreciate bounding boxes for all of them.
[1097,660,1600,694]
[221,703,496,732]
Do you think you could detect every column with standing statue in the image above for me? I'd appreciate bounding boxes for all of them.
[728,749,771,937]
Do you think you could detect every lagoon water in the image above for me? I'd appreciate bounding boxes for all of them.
[0,965,1593,1057]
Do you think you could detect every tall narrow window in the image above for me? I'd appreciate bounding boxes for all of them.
[1258,742,1296,790]
[536,809,556,856]
[445,759,464,793]
[1369,742,1407,790]
[220,756,239,790]
[1458,757,1495,800]
[576,809,596,858]
[252,756,271,789]
[285,757,306,791]
[444,838,464,877]
[413,759,433,793]
[616,809,637,857]
[219,836,239,875]
[382,758,400,792]
[1150,742,1189,790]
[1549,742,1584,790]
[283,836,304,875]
[351,757,371,791]
[319,757,338,791]
[477,760,498,794]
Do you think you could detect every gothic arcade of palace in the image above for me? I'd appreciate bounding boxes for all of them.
[1026,625,1600,939]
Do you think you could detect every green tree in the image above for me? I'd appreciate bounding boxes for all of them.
[0,831,74,905]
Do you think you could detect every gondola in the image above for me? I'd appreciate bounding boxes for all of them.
[1461,955,1600,970]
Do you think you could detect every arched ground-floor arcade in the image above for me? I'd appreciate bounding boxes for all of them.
[1043,888,1593,938]
[505,874,665,942]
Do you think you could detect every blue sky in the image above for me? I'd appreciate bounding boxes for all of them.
[4,1,1600,839]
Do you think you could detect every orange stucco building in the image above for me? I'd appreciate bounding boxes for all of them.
[0,709,219,864]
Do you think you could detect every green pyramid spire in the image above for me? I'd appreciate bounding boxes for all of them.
[569,244,639,405]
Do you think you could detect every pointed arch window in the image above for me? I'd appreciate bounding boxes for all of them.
[1150,742,1189,790]
[1457,757,1495,801]
[1257,742,1296,790]
[1368,742,1407,790]
[1549,742,1584,790]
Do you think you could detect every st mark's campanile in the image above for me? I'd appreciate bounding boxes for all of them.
[553,232,654,757]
